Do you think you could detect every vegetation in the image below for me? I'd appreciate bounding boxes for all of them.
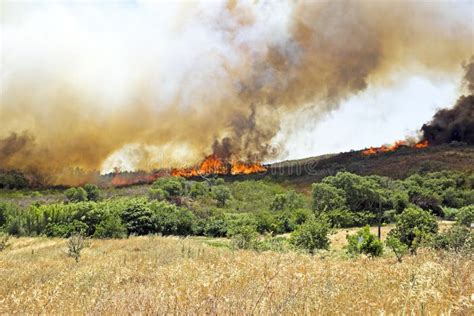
[346,225,383,257]
[0,169,472,313]
[0,236,472,314]
[290,219,330,254]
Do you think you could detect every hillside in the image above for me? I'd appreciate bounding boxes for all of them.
[257,143,474,188]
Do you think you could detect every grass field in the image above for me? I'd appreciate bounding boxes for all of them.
[1,231,472,314]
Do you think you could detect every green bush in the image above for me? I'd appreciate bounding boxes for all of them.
[148,188,168,201]
[93,214,127,239]
[346,225,383,257]
[388,207,438,251]
[120,199,156,236]
[189,181,208,198]
[432,225,473,253]
[151,177,184,198]
[290,219,330,254]
[65,187,88,202]
[203,216,228,237]
[212,185,231,207]
[83,184,100,201]
[385,234,408,262]
[151,201,196,236]
[456,205,474,227]
[230,225,258,250]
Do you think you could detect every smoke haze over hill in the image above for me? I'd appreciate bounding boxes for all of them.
[0,0,473,184]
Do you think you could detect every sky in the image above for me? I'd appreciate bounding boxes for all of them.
[0,0,473,178]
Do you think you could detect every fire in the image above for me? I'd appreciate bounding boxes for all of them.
[362,140,407,156]
[110,169,162,187]
[362,140,429,156]
[171,154,267,177]
[415,140,429,148]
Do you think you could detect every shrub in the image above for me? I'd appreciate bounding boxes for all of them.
[456,205,474,227]
[254,235,289,252]
[93,214,127,239]
[230,225,258,250]
[290,219,330,254]
[312,183,347,213]
[203,216,228,237]
[212,185,231,207]
[385,234,408,262]
[148,188,168,201]
[432,225,473,253]
[151,201,196,236]
[346,225,383,257]
[151,177,184,198]
[442,207,459,221]
[83,184,100,201]
[120,199,156,235]
[65,187,88,202]
[388,207,438,251]
[67,233,87,263]
[189,182,208,198]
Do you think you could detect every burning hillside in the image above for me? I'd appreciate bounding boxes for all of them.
[171,155,266,177]
[362,140,429,156]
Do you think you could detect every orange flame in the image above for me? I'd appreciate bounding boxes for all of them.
[415,140,429,148]
[362,140,429,156]
[171,154,266,177]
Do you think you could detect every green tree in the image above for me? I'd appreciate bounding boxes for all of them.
[346,225,383,257]
[311,183,347,213]
[290,219,330,254]
[388,207,438,251]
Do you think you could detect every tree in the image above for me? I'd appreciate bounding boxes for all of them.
[346,225,383,257]
[212,185,231,207]
[388,207,438,251]
[83,184,100,201]
[65,187,87,202]
[311,183,347,213]
[67,233,87,263]
[290,219,330,254]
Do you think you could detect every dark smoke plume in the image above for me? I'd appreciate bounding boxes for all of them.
[421,58,474,145]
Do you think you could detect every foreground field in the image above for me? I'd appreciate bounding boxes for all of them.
[1,236,472,314]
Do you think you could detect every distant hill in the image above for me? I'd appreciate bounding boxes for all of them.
[231,143,474,189]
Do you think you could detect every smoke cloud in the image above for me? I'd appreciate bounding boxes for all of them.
[0,0,472,184]
[421,58,474,145]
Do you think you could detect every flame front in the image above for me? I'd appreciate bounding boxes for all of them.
[362,140,429,156]
[171,154,266,177]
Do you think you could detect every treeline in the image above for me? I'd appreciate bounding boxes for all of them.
[0,171,473,255]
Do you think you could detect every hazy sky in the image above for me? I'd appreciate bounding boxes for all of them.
[1,0,472,175]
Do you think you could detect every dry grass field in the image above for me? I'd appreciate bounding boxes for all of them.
[1,234,472,314]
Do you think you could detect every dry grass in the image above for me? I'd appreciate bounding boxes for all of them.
[1,235,472,315]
